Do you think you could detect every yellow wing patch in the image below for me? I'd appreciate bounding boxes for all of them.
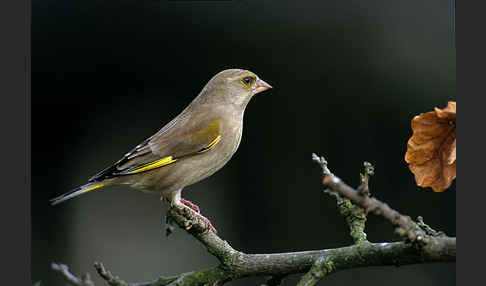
[194,119,220,142]
[127,156,178,174]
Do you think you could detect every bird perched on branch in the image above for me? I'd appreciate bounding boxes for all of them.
[51,69,272,232]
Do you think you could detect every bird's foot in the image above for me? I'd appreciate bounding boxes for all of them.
[180,198,200,213]
[165,194,218,234]
[177,201,217,233]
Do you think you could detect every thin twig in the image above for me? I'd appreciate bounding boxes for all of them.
[358,161,374,196]
[51,263,95,286]
[313,153,436,246]
[416,216,446,237]
[324,173,426,242]
[312,154,369,244]
[94,262,130,286]
[296,256,335,286]
[311,153,332,176]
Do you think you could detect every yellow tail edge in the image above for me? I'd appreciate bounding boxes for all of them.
[50,182,105,205]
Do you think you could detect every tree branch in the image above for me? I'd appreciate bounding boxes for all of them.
[313,153,429,244]
[53,240,455,286]
[297,153,456,285]
[53,154,456,286]
[54,206,455,286]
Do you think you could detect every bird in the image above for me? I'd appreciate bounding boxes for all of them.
[50,69,272,232]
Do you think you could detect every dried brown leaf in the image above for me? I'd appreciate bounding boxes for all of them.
[405,101,456,192]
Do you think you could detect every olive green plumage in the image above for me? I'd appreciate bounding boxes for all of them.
[51,69,272,210]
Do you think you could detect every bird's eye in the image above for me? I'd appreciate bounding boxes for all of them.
[241,76,254,87]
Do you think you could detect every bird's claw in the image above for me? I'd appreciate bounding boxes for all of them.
[180,198,217,233]
[168,199,218,234]
[180,198,201,213]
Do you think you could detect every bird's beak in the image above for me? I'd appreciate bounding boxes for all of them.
[253,78,273,95]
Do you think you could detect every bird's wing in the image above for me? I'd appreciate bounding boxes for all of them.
[88,114,221,181]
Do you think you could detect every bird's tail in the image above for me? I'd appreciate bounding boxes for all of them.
[50,182,105,205]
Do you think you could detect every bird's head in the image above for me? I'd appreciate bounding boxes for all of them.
[199,69,272,107]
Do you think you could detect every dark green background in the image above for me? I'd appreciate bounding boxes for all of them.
[32,1,456,285]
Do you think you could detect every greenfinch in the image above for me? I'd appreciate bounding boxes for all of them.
[51,69,272,232]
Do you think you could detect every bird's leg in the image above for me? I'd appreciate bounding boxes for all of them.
[168,189,217,233]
